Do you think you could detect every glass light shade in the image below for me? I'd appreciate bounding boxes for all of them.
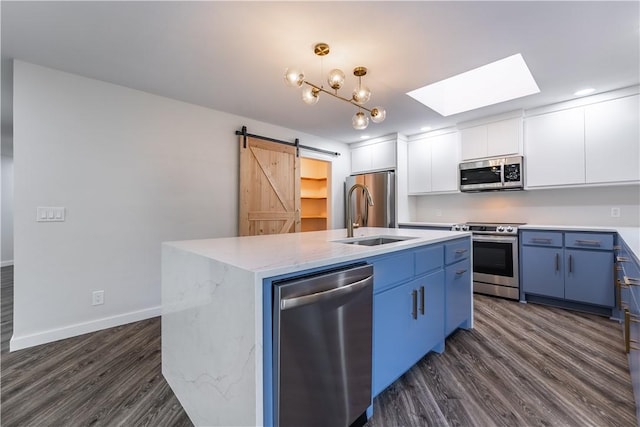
[370,107,386,123]
[327,69,346,90]
[352,85,371,104]
[352,111,369,130]
[284,67,305,88]
[301,86,319,105]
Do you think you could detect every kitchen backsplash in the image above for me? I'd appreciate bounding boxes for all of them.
[410,185,640,226]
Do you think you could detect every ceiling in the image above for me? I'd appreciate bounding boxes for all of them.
[1,1,639,147]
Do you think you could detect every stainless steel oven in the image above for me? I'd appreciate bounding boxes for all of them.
[452,222,522,300]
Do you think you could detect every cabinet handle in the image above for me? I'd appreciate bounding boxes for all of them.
[574,239,602,247]
[411,289,418,320]
[555,253,560,272]
[419,286,425,315]
[624,309,640,354]
[617,256,630,263]
[614,245,622,251]
[455,248,468,254]
[616,279,622,310]
[455,269,468,275]
[624,276,640,287]
[568,254,573,273]
[531,238,552,244]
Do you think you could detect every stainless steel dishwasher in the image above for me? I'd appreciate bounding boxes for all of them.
[273,263,373,427]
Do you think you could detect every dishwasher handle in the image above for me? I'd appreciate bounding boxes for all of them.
[280,275,373,310]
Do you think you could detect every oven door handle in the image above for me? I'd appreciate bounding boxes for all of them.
[473,236,518,243]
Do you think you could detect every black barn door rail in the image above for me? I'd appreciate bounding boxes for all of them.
[235,126,340,157]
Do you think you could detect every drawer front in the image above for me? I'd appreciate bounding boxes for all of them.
[521,231,563,247]
[565,232,614,250]
[415,245,444,277]
[445,239,471,265]
[372,252,414,293]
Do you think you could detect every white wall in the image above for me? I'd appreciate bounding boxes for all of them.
[12,61,350,350]
[412,185,640,226]
[1,155,14,266]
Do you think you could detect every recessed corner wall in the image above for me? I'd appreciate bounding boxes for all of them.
[11,61,349,350]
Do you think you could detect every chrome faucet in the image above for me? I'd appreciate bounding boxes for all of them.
[346,183,374,238]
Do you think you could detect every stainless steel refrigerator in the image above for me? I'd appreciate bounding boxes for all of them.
[345,171,396,229]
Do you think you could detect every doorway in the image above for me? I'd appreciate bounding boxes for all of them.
[300,157,331,232]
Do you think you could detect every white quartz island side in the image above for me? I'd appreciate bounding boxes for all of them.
[161,227,471,426]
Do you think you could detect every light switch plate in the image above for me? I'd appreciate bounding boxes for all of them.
[37,207,65,222]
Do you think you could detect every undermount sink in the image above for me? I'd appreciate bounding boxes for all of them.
[334,235,417,246]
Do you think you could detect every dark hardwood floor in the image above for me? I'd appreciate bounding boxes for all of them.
[1,266,637,426]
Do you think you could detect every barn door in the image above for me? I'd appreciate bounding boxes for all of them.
[239,136,301,236]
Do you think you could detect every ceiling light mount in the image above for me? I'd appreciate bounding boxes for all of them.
[284,43,386,130]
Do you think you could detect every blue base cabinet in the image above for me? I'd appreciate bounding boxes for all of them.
[373,271,444,396]
[615,234,640,424]
[521,244,564,299]
[444,239,472,336]
[521,230,614,312]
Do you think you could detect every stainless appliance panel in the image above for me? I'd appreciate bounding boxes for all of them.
[459,156,523,192]
[471,233,520,299]
[273,264,373,427]
[345,171,396,228]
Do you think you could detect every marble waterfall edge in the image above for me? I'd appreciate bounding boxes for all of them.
[161,244,261,426]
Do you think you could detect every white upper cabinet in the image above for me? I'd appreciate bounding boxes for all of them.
[460,117,521,160]
[486,118,521,157]
[351,144,373,174]
[584,95,640,184]
[524,108,585,187]
[407,131,459,194]
[524,92,640,189]
[407,138,432,194]
[351,139,396,174]
[460,126,487,160]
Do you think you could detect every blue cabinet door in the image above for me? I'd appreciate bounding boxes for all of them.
[565,249,614,307]
[413,271,445,359]
[372,279,417,397]
[445,260,471,336]
[372,270,444,397]
[522,246,564,298]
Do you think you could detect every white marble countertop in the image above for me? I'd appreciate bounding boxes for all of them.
[399,221,457,228]
[164,227,470,279]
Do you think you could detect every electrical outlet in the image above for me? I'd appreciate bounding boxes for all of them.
[436,209,443,217]
[92,290,104,306]
[611,207,621,218]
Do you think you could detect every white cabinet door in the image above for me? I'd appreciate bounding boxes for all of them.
[525,108,585,187]
[585,95,640,184]
[460,126,487,160]
[431,132,460,192]
[371,140,397,171]
[407,138,432,194]
[351,145,372,174]
[487,118,521,157]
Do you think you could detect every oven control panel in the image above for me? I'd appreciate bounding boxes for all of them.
[451,223,520,235]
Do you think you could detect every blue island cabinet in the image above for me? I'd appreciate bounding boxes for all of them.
[261,236,473,426]
[370,239,472,398]
[444,239,472,336]
[521,230,614,315]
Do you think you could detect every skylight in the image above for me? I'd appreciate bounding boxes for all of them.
[406,53,540,117]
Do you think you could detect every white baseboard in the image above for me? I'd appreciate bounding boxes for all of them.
[1,260,14,267]
[9,305,161,352]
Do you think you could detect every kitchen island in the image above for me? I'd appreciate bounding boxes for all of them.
[161,227,471,426]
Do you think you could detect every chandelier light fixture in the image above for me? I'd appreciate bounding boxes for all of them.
[284,43,386,130]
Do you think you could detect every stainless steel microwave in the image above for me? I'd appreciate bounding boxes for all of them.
[459,156,524,192]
